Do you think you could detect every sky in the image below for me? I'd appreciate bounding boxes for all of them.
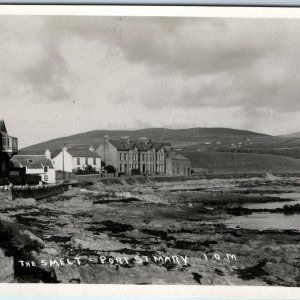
[1,15,300,147]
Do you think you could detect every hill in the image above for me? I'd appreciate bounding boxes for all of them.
[279,131,300,138]
[181,151,300,174]
[21,127,268,152]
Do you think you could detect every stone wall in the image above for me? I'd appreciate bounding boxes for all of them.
[11,184,68,200]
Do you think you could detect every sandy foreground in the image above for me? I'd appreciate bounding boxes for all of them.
[0,175,299,286]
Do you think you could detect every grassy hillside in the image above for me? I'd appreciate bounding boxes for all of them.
[181,151,300,174]
[280,131,300,138]
[22,127,268,151]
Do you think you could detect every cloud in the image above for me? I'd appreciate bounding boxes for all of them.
[2,14,300,144]
[0,16,76,102]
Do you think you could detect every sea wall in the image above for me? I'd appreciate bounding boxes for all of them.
[11,184,68,200]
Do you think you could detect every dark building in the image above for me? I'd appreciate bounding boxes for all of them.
[0,120,18,183]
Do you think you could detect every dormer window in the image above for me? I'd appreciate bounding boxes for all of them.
[28,159,33,163]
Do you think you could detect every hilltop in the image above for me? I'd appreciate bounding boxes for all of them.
[279,131,300,138]
[21,127,269,152]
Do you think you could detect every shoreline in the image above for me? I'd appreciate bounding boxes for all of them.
[0,175,299,285]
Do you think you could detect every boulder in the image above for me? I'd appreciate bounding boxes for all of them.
[263,262,299,284]
[0,256,14,282]
[14,197,36,206]
[54,265,82,283]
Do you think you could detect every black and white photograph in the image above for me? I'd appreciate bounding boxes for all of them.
[1,5,300,288]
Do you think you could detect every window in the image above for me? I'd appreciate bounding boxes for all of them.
[77,158,80,165]
[85,158,88,165]
[44,175,48,182]
[124,153,127,160]
[120,164,123,172]
[120,153,123,160]
[44,166,48,172]
[93,158,96,165]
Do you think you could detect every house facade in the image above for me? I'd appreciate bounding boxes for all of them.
[50,147,101,173]
[0,120,18,182]
[170,152,191,176]
[11,155,56,184]
[95,135,190,176]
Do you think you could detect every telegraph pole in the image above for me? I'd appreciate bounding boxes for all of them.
[62,144,65,181]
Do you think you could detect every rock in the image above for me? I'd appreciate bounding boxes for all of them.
[20,229,45,247]
[263,262,299,284]
[42,248,59,255]
[0,256,14,283]
[54,266,82,283]
[13,197,36,206]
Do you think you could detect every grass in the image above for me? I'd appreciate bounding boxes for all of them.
[181,151,300,174]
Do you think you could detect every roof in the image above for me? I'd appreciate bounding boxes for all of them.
[19,148,100,159]
[67,149,100,158]
[11,155,54,169]
[109,140,171,151]
[18,149,61,159]
[0,120,7,133]
[170,152,190,161]
[110,140,133,151]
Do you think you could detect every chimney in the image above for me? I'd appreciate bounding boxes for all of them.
[139,137,148,144]
[121,136,130,144]
[104,135,109,143]
[89,145,95,152]
[45,149,51,159]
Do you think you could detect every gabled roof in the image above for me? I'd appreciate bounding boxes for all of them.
[0,120,7,133]
[67,149,100,158]
[110,140,134,151]
[11,155,54,169]
[109,139,172,151]
[18,149,61,159]
[170,152,190,161]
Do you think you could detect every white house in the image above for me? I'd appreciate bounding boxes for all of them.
[49,146,101,173]
[11,155,56,184]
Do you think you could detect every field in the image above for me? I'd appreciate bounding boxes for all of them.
[181,151,300,174]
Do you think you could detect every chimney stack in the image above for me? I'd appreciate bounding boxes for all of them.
[139,137,148,144]
[104,135,109,143]
[45,149,51,159]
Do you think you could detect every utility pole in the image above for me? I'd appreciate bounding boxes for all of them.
[62,144,65,181]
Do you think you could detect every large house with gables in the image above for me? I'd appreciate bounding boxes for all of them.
[95,135,190,176]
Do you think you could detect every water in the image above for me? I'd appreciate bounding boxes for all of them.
[224,213,300,231]
[243,193,300,209]
[225,192,300,231]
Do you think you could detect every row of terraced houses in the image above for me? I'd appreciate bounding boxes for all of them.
[95,135,191,176]
[1,120,191,185]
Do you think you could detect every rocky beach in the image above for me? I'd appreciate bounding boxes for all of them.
[0,175,299,286]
